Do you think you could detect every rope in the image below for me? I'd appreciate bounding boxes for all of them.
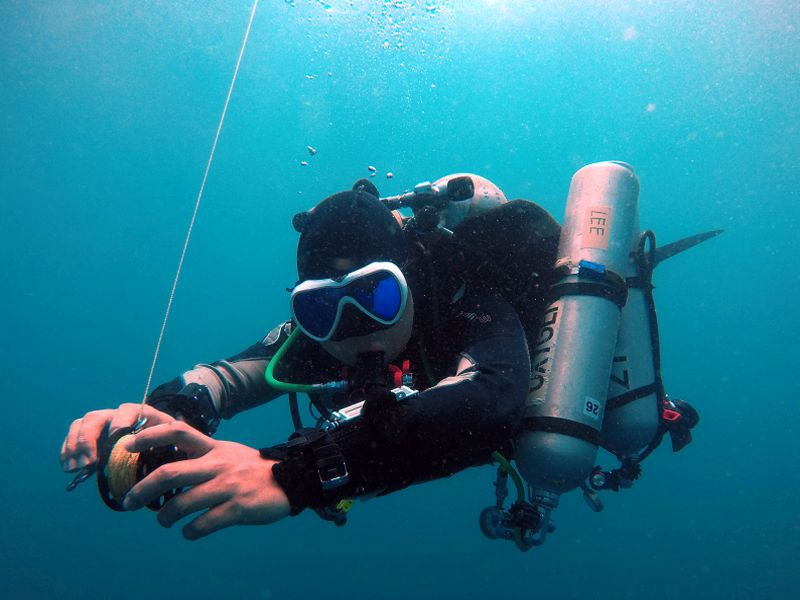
[107,434,140,501]
[138,0,260,416]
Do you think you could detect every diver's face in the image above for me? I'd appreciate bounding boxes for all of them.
[321,291,414,366]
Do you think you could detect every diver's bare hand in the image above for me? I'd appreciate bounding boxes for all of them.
[60,403,175,472]
[121,421,290,540]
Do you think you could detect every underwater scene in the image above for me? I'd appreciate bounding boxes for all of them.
[2,1,798,598]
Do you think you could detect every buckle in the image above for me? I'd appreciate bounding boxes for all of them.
[391,385,419,401]
[577,259,607,279]
[313,438,349,490]
[318,458,349,490]
[662,408,682,422]
[284,430,350,491]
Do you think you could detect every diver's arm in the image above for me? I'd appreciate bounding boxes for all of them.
[146,322,292,434]
[269,295,531,513]
[61,323,290,474]
[378,293,530,478]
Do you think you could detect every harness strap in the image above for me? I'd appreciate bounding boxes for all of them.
[625,275,653,291]
[288,392,302,430]
[522,416,600,446]
[606,382,658,412]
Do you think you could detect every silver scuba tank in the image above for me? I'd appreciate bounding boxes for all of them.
[515,161,640,530]
[601,221,661,457]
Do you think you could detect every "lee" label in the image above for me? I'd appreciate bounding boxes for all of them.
[582,206,613,249]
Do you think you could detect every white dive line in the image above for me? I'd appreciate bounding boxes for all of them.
[139,0,260,414]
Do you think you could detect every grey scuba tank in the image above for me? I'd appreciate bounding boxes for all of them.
[601,219,661,457]
[514,161,640,533]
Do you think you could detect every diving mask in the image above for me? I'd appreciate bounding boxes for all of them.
[290,262,408,343]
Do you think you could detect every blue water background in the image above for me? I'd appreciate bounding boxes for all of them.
[1,1,798,598]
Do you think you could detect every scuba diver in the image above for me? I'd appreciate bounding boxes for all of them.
[61,165,708,548]
[61,173,559,538]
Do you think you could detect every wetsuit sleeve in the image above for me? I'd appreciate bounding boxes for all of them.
[270,295,531,511]
[146,322,291,434]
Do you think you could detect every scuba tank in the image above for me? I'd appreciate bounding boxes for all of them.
[602,224,660,457]
[587,227,713,497]
[601,226,719,460]
[434,173,508,230]
[482,162,714,550]
[514,161,640,545]
[577,217,660,506]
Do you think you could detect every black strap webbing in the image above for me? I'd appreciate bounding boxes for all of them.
[625,276,652,290]
[288,392,302,430]
[549,280,627,309]
[606,382,657,412]
[523,416,600,446]
[549,264,628,309]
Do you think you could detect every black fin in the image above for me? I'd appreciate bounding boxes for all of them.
[654,229,723,267]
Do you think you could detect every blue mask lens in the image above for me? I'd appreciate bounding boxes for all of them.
[291,286,342,339]
[292,270,404,341]
[348,272,402,320]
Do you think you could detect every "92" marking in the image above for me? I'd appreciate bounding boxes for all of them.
[584,397,602,421]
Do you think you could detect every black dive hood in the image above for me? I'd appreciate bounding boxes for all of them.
[293,186,407,281]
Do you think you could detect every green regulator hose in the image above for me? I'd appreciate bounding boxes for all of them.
[491,450,526,503]
[491,450,529,550]
[264,327,347,394]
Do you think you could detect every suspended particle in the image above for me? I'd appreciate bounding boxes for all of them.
[368,165,377,172]
[300,160,309,166]
[307,145,317,155]
[623,26,639,41]
[386,172,394,179]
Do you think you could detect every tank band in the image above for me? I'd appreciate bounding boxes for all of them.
[522,416,600,446]
[606,382,657,412]
[548,281,627,308]
[549,265,628,308]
